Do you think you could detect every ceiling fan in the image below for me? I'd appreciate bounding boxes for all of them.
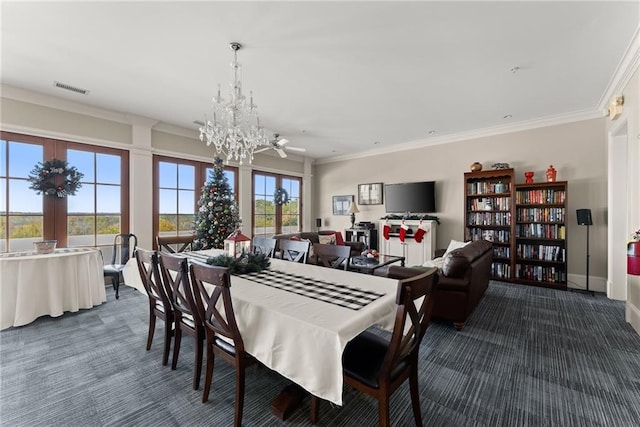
[254,134,306,158]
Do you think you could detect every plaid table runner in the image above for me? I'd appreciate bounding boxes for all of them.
[242,269,385,311]
[180,251,211,263]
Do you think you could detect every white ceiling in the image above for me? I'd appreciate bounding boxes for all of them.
[1,1,639,161]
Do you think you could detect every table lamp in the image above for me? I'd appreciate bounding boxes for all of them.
[348,201,360,228]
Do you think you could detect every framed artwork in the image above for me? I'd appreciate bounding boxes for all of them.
[332,195,354,215]
[358,183,383,205]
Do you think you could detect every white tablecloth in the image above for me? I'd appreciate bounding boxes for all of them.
[123,250,398,405]
[0,248,106,330]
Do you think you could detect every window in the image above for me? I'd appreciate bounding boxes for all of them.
[253,172,302,237]
[0,132,129,253]
[153,155,237,248]
[67,149,125,247]
[0,138,45,252]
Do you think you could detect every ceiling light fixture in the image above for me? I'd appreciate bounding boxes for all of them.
[199,42,269,164]
[428,130,436,135]
[503,114,512,119]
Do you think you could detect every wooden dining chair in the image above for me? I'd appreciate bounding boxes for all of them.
[189,262,257,427]
[156,234,194,253]
[135,248,174,366]
[103,233,137,299]
[311,243,351,270]
[278,239,311,263]
[311,267,438,427]
[158,253,204,390]
[251,236,276,258]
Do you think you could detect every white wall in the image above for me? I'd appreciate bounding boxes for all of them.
[314,118,609,291]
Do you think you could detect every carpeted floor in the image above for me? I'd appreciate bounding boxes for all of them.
[1,281,639,426]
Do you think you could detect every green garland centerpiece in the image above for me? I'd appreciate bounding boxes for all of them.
[206,252,271,275]
[27,159,84,198]
[274,187,289,206]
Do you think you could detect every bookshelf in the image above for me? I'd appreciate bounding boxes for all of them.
[514,181,568,290]
[464,168,515,281]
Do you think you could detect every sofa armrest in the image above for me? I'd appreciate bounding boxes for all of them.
[387,265,429,280]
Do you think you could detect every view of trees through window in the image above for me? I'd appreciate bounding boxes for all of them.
[154,156,237,245]
[0,132,128,253]
[253,172,301,237]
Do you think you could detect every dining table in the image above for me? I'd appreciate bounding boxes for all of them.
[122,249,399,408]
[0,247,106,330]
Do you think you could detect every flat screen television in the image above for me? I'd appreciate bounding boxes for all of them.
[384,181,436,213]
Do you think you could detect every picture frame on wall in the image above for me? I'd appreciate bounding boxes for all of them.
[358,183,383,205]
[332,195,354,215]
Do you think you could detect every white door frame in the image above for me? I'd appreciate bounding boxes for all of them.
[607,119,629,300]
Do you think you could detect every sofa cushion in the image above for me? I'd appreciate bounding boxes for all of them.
[445,240,469,256]
[442,250,470,278]
[333,231,345,246]
[318,234,336,245]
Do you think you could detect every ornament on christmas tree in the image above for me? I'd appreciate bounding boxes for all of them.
[193,157,240,250]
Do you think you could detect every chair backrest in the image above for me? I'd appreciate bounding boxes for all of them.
[135,248,172,311]
[189,262,245,354]
[311,243,351,270]
[252,236,276,258]
[158,253,198,323]
[279,239,311,263]
[381,267,438,381]
[156,235,194,253]
[111,233,138,265]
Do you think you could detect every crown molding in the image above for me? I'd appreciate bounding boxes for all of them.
[597,26,640,111]
[315,108,604,165]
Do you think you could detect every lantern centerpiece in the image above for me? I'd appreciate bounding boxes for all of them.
[224,226,251,257]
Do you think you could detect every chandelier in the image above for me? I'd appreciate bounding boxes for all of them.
[199,42,269,164]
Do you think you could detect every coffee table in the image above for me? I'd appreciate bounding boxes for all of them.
[349,254,405,275]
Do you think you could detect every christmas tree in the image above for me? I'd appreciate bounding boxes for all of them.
[193,157,240,250]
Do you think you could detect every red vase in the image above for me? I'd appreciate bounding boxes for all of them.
[524,171,534,183]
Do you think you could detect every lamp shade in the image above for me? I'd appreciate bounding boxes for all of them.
[347,201,360,214]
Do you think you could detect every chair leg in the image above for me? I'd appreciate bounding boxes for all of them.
[172,324,182,370]
[146,312,156,351]
[234,366,246,427]
[409,366,423,427]
[310,395,320,424]
[378,394,390,427]
[115,278,120,299]
[194,335,204,390]
[162,321,172,366]
[202,344,215,403]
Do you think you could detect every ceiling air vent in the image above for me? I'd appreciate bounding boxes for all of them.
[53,81,89,95]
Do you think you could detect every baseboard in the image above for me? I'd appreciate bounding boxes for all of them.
[567,273,606,293]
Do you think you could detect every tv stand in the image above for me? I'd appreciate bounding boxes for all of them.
[378,219,437,265]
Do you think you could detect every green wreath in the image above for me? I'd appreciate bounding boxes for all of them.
[274,187,290,206]
[28,159,84,198]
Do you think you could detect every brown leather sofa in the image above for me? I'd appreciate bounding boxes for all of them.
[386,240,493,330]
[272,230,365,260]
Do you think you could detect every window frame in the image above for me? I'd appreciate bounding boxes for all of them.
[252,171,302,237]
[152,154,238,249]
[0,131,130,252]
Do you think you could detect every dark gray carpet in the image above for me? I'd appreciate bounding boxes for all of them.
[1,282,639,426]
